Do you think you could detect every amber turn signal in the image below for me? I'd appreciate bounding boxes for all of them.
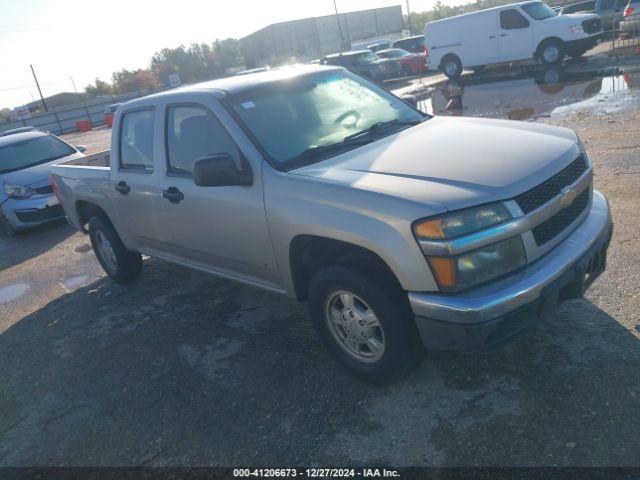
[427,257,457,289]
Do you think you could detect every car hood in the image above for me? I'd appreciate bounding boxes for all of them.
[559,12,601,23]
[0,151,83,187]
[290,116,580,213]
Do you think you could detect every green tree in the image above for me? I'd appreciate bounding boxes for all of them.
[0,107,12,122]
[111,69,158,94]
[85,78,114,96]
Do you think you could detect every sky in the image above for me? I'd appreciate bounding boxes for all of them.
[0,0,458,109]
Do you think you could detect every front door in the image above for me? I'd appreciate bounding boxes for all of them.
[110,107,165,251]
[156,99,279,289]
[498,8,534,62]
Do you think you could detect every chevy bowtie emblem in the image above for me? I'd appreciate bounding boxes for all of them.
[559,185,578,208]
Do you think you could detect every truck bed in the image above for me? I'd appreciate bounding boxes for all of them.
[51,150,110,182]
[62,150,110,167]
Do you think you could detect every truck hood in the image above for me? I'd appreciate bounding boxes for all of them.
[290,116,580,213]
[557,12,601,24]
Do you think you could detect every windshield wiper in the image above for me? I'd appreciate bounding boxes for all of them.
[283,137,373,171]
[344,119,423,142]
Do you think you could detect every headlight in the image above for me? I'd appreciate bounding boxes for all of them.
[4,183,37,199]
[427,236,527,291]
[414,203,512,240]
[569,25,584,34]
[414,204,526,291]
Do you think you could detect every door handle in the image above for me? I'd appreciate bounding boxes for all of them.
[115,181,130,195]
[500,33,507,37]
[489,35,497,39]
[162,186,184,204]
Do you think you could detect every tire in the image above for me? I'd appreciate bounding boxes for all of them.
[308,266,423,384]
[441,55,462,78]
[0,210,14,238]
[538,39,565,66]
[88,216,142,283]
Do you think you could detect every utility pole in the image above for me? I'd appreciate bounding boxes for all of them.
[406,0,413,35]
[333,0,345,52]
[69,76,78,93]
[30,64,48,112]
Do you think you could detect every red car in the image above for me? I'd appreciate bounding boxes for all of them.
[377,48,427,76]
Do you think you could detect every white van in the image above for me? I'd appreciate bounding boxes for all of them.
[425,0,603,78]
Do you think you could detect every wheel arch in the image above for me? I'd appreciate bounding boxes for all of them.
[289,234,407,303]
[75,200,114,234]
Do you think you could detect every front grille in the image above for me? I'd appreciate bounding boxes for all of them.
[14,204,64,223]
[35,185,54,195]
[515,155,588,214]
[582,18,602,34]
[532,189,590,246]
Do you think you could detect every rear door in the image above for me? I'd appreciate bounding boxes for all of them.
[498,8,534,62]
[155,95,280,289]
[110,107,166,251]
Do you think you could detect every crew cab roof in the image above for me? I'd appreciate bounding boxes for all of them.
[122,65,344,109]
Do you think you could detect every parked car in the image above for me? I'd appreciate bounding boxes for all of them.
[351,39,393,52]
[620,0,640,35]
[426,0,603,78]
[0,130,86,236]
[557,0,628,32]
[51,65,612,383]
[319,50,403,81]
[392,34,428,54]
[377,48,427,75]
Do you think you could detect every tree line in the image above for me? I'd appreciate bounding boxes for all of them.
[84,38,242,96]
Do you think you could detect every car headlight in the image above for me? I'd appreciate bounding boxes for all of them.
[4,183,37,199]
[427,237,527,291]
[569,25,584,34]
[414,204,527,291]
[414,203,512,240]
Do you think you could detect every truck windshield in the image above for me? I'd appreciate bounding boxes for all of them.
[226,71,425,168]
[0,135,76,174]
[522,2,557,19]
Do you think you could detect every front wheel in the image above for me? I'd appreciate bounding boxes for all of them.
[89,216,142,283]
[0,210,14,238]
[308,266,423,384]
[539,40,565,66]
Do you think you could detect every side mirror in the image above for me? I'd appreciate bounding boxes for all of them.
[401,95,419,107]
[193,153,253,187]
[76,145,87,153]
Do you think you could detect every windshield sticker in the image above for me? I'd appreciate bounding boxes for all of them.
[241,101,256,109]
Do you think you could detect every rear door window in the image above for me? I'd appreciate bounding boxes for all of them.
[500,9,531,28]
[119,109,154,171]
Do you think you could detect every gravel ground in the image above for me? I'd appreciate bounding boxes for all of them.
[0,70,639,468]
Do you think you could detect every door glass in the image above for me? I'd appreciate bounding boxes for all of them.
[166,105,240,175]
[120,109,154,171]
[500,9,531,29]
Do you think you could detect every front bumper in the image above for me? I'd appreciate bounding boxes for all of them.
[1,193,64,230]
[565,34,602,54]
[409,190,612,351]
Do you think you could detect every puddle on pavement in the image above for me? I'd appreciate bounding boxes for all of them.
[0,283,30,304]
[418,66,640,121]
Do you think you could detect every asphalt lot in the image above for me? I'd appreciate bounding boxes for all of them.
[1,65,640,467]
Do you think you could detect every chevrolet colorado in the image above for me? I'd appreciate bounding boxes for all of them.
[50,65,612,383]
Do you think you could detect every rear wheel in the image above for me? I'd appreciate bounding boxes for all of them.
[441,55,462,78]
[308,266,423,384]
[539,39,565,66]
[89,216,142,283]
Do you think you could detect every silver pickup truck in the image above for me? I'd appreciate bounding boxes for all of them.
[51,65,612,383]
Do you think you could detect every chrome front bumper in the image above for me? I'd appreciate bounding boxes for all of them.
[409,190,612,349]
